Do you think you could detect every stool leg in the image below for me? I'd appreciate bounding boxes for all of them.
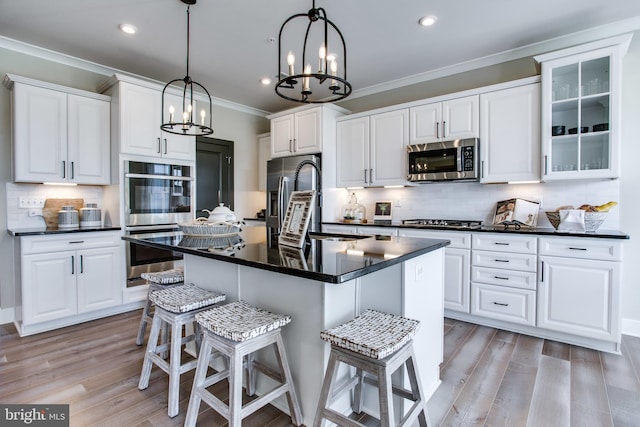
[138,311,162,390]
[228,348,244,427]
[353,367,365,414]
[378,365,394,427]
[185,335,213,427]
[136,296,153,345]
[274,333,303,426]
[245,353,256,396]
[313,350,341,427]
[167,319,183,417]
[406,352,431,427]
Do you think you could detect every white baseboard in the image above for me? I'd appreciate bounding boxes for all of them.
[622,318,640,337]
[0,307,15,326]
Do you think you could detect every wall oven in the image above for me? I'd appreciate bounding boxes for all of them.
[124,226,183,288]
[407,138,479,182]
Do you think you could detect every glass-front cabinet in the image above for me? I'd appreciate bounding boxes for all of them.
[535,34,632,181]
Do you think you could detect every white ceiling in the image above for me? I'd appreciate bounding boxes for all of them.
[1,0,640,114]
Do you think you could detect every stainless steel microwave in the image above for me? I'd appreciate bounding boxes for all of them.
[407,138,479,182]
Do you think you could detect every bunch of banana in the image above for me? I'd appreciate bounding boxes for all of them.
[577,201,618,212]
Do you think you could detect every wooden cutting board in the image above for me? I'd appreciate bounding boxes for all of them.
[43,198,84,229]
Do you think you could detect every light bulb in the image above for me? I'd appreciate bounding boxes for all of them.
[287,51,295,76]
[169,105,175,122]
[200,109,206,126]
[318,45,326,73]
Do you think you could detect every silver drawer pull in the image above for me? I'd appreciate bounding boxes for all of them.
[494,259,510,263]
[494,276,509,280]
[493,302,509,307]
[569,247,587,251]
[69,241,85,244]
[494,242,510,246]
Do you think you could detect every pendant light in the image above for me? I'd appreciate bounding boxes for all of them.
[160,0,213,136]
[275,0,352,104]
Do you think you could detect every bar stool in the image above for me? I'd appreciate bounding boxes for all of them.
[185,300,303,427]
[135,267,185,346]
[138,283,226,418]
[313,309,431,427]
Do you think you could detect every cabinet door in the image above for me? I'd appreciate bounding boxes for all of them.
[369,109,409,186]
[336,117,369,187]
[442,95,479,140]
[294,108,322,154]
[161,93,196,161]
[12,84,67,183]
[410,102,441,144]
[67,94,111,184]
[120,83,162,157]
[480,83,541,183]
[77,247,122,313]
[271,114,295,158]
[538,256,620,341]
[444,248,471,313]
[22,251,76,324]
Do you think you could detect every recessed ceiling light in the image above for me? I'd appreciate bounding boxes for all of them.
[418,15,437,27]
[119,23,137,34]
[260,77,272,85]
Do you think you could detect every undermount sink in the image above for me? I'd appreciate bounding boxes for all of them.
[308,232,368,242]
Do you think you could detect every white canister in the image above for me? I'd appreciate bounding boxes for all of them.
[58,206,80,229]
[79,203,102,228]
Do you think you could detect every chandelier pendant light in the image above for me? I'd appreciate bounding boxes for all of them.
[161,0,213,136]
[275,0,352,104]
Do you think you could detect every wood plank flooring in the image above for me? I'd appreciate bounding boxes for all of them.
[1,312,639,426]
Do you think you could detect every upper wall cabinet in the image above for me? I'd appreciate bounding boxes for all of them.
[268,105,347,158]
[410,95,479,144]
[257,133,271,192]
[336,109,409,187]
[4,75,111,184]
[535,34,632,181]
[480,83,541,183]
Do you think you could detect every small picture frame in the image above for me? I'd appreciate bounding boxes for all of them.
[278,190,317,248]
[373,201,393,224]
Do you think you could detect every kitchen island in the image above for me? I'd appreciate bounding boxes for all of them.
[123,226,449,425]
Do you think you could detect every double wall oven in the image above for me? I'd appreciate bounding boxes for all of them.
[124,160,194,287]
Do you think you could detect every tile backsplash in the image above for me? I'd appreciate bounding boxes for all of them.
[6,183,104,229]
[329,179,621,230]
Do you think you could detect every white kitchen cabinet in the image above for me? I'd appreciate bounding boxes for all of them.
[399,229,471,313]
[336,109,409,187]
[357,226,398,237]
[271,107,321,157]
[409,95,479,144]
[322,224,358,234]
[6,76,111,184]
[16,231,123,335]
[537,236,621,342]
[117,82,195,161]
[257,133,271,191]
[535,34,631,181]
[479,83,541,183]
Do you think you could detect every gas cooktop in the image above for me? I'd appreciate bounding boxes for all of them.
[401,219,483,230]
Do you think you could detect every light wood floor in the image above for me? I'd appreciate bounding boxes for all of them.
[1,312,639,426]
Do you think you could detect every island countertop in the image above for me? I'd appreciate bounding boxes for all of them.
[122,226,450,284]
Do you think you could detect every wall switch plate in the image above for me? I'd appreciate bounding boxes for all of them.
[18,196,46,209]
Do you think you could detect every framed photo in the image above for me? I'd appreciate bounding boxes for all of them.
[373,201,392,224]
[278,190,317,248]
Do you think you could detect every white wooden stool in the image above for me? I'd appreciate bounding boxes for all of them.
[135,267,185,346]
[184,300,303,427]
[313,309,431,427]
[138,283,226,418]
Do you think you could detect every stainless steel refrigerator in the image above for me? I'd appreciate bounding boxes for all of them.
[266,154,321,244]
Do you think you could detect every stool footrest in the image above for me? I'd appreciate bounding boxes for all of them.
[362,374,416,401]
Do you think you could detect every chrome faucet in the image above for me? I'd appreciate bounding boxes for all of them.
[293,160,322,200]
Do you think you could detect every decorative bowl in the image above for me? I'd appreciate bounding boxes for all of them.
[179,219,242,236]
[545,211,607,232]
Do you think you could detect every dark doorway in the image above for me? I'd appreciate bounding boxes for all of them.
[195,137,234,214]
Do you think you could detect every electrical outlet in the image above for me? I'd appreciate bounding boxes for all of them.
[18,196,46,209]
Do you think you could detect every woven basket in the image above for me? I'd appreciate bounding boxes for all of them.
[179,219,242,236]
[545,211,607,232]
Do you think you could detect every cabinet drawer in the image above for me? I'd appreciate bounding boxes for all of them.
[471,250,537,272]
[398,229,471,249]
[538,237,621,261]
[471,266,537,290]
[472,233,537,254]
[471,282,536,326]
[21,231,121,255]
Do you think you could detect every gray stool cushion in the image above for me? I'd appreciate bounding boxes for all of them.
[150,283,226,313]
[142,267,184,285]
[196,301,291,342]
[320,309,420,359]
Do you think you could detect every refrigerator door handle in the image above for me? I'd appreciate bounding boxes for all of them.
[278,176,286,228]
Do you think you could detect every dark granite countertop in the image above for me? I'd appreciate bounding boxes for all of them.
[323,221,629,240]
[8,226,122,237]
[122,226,450,284]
